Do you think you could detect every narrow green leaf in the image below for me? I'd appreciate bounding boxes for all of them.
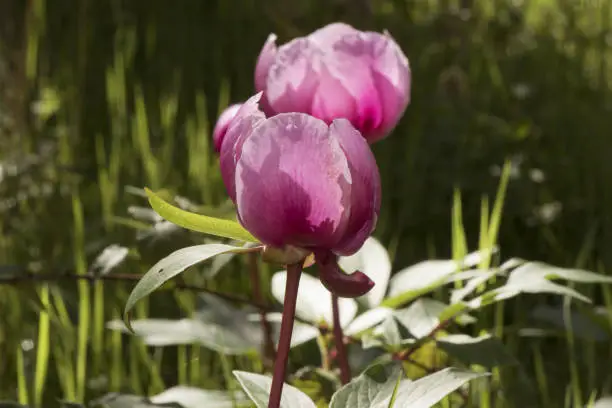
[145,188,258,242]
[123,244,253,329]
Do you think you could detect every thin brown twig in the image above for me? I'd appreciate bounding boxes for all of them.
[0,271,271,310]
[248,252,276,364]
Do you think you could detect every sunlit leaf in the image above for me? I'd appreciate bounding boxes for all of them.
[437,334,518,368]
[339,236,392,308]
[394,298,475,340]
[233,371,316,408]
[507,262,612,285]
[450,269,503,304]
[271,271,357,327]
[593,397,612,408]
[123,244,252,330]
[345,307,393,336]
[151,386,248,408]
[470,279,591,308]
[145,188,257,242]
[90,393,181,407]
[111,295,263,354]
[329,362,403,408]
[391,367,487,407]
[106,318,199,346]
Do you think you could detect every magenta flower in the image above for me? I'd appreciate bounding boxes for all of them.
[220,92,380,296]
[254,22,411,144]
[213,103,243,153]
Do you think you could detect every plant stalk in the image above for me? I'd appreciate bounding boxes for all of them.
[248,252,276,364]
[332,294,351,384]
[268,262,302,408]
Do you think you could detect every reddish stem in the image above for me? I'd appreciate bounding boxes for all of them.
[332,294,351,384]
[248,253,276,364]
[268,262,302,408]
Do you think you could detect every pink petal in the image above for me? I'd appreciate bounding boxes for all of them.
[310,63,357,124]
[331,31,410,141]
[213,104,242,153]
[255,34,278,93]
[219,93,266,202]
[235,113,353,249]
[265,38,321,113]
[329,119,381,255]
[309,22,359,48]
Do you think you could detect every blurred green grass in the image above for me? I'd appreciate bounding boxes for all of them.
[1,0,612,406]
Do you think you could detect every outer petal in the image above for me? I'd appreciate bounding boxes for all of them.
[329,119,381,255]
[310,62,357,124]
[235,113,352,249]
[213,103,242,153]
[309,22,358,48]
[265,38,321,114]
[255,34,278,93]
[219,93,265,202]
[370,31,411,141]
[331,31,410,142]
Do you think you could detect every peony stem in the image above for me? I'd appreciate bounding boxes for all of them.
[268,261,302,408]
[248,253,276,365]
[332,294,351,384]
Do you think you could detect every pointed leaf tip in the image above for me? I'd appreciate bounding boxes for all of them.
[144,188,259,243]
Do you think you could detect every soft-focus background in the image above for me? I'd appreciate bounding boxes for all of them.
[1,0,611,407]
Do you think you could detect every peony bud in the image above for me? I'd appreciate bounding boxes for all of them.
[255,22,411,143]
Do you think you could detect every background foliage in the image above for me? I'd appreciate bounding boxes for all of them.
[1,0,612,407]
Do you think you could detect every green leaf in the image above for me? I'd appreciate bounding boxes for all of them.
[437,334,518,368]
[593,397,612,408]
[145,188,258,242]
[393,299,475,339]
[0,402,27,408]
[384,261,460,308]
[110,294,264,354]
[151,386,249,408]
[508,262,612,284]
[345,307,393,337]
[193,293,263,354]
[472,279,591,308]
[90,393,182,407]
[392,367,487,407]
[329,362,403,408]
[123,244,252,329]
[450,269,503,304]
[233,371,316,408]
[382,252,485,309]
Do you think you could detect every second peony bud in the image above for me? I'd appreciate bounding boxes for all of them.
[255,22,411,144]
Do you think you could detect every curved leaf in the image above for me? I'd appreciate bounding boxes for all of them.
[392,368,487,407]
[329,363,403,408]
[233,371,316,408]
[145,188,258,242]
[124,244,251,329]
